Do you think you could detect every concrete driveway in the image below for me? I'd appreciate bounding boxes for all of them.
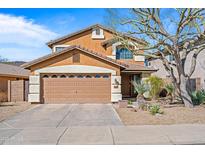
[0,104,122,128]
[0,104,122,144]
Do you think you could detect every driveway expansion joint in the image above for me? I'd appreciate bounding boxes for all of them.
[164,134,175,145]
[1,121,15,129]
[109,127,115,145]
[56,127,69,145]
[56,105,76,128]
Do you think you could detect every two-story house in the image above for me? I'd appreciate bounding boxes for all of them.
[22,24,156,104]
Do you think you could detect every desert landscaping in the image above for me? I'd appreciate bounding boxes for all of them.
[115,105,205,125]
[114,75,205,125]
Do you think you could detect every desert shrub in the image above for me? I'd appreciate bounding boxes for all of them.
[145,76,164,100]
[131,81,148,98]
[165,83,175,102]
[148,104,164,115]
[140,103,149,111]
[191,89,205,105]
[128,100,133,105]
[0,91,8,102]
[165,84,175,96]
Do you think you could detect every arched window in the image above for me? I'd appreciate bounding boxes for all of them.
[86,75,92,78]
[51,75,57,78]
[95,74,101,78]
[43,75,49,78]
[60,75,66,78]
[77,75,84,78]
[116,47,133,59]
[103,75,109,78]
[69,75,75,78]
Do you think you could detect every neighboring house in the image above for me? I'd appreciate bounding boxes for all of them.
[147,49,205,91]
[0,63,30,102]
[22,24,156,104]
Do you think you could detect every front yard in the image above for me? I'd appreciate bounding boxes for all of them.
[0,101,34,121]
[115,105,205,125]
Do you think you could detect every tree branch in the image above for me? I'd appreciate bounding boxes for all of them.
[187,46,205,77]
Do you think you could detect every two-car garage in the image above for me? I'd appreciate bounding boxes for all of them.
[41,73,111,104]
[24,46,124,104]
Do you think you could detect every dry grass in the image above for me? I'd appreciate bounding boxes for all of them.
[115,105,205,125]
[0,101,34,121]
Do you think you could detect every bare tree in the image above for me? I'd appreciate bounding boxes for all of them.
[108,8,205,107]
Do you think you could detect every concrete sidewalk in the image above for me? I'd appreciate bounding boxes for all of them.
[1,124,205,145]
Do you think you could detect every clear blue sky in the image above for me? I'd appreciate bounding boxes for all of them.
[0,9,108,61]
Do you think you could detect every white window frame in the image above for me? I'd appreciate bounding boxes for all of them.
[92,28,104,39]
[111,41,145,62]
[53,45,70,53]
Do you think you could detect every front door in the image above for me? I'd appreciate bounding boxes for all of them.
[121,73,141,98]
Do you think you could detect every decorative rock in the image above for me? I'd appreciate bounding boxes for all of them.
[118,100,128,108]
[155,113,163,117]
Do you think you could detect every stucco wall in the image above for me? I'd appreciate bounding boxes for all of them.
[52,29,114,55]
[149,49,205,89]
[30,49,121,76]
[0,76,26,102]
[51,28,145,65]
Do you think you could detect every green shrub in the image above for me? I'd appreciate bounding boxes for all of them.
[131,81,148,98]
[165,83,175,102]
[140,103,149,111]
[145,76,164,100]
[149,105,164,115]
[191,89,205,105]
[128,100,133,105]
[165,83,175,96]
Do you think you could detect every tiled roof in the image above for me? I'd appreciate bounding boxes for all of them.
[0,63,30,78]
[22,45,128,69]
[121,62,158,72]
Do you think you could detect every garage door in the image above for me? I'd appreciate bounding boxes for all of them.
[41,74,111,104]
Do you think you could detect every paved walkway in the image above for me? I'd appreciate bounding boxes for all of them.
[0,104,205,144]
[1,125,205,144]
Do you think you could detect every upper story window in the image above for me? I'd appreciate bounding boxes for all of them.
[144,59,149,66]
[92,28,104,39]
[96,28,101,35]
[53,45,70,52]
[116,47,133,59]
[56,47,66,52]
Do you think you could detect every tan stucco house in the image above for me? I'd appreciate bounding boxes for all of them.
[22,24,156,104]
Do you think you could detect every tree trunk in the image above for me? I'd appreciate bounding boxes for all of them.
[179,75,194,108]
